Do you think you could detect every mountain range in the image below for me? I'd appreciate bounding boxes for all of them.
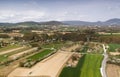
[0,18,120,26]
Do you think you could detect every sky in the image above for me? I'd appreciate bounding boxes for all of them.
[0,0,120,23]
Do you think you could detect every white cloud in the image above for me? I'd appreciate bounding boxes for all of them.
[0,10,45,22]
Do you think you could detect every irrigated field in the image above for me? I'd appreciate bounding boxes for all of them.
[27,49,53,61]
[59,54,103,77]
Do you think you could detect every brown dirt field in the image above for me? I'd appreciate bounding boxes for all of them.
[107,64,120,77]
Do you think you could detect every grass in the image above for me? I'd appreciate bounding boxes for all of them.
[108,43,120,52]
[59,54,103,77]
[27,49,53,61]
[80,54,103,77]
[0,45,21,52]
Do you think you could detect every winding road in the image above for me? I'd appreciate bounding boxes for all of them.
[100,44,108,77]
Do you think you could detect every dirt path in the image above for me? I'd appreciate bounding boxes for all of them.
[0,46,25,55]
[107,64,120,77]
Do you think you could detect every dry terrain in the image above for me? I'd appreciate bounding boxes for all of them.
[109,52,120,55]
[107,64,120,77]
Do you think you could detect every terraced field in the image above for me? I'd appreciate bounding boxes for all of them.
[0,45,21,52]
[27,49,54,61]
[9,47,38,59]
[59,54,103,77]
[0,47,30,62]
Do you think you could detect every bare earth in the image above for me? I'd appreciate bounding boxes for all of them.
[8,51,73,77]
[109,52,120,56]
[0,46,25,55]
[107,64,120,77]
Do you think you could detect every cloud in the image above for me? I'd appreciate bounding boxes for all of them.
[0,10,45,22]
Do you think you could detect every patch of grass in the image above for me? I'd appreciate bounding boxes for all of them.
[80,54,103,77]
[0,55,8,62]
[108,43,120,52]
[59,54,103,77]
[27,49,53,61]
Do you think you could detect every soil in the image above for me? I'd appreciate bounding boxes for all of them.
[107,64,120,77]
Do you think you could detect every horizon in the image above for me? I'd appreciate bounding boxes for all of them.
[0,0,120,23]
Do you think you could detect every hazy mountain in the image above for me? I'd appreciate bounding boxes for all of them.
[104,18,120,25]
[39,21,65,25]
[62,18,120,26]
[0,18,120,26]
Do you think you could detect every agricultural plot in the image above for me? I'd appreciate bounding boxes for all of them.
[41,42,65,49]
[27,49,54,61]
[9,47,38,60]
[0,47,30,63]
[108,43,120,52]
[0,45,21,52]
[59,54,103,77]
[8,52,73,77]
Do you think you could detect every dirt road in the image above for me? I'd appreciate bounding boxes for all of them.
[100,44,108,77]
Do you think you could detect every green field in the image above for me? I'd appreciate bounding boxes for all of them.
[0,45,21,52]
[0,47,30,62]
[59,54,103,77]
[108,43,120,52]
[27,49,53,61]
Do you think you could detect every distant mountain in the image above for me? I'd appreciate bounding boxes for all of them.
[40,21,65,25]
[0,18,120,27]
[62,21,92,25]
[104,18,120,25]
[62,18,120,26]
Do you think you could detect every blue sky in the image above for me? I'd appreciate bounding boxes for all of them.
[0,0,120,22]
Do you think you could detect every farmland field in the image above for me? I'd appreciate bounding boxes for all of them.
[41,42,65,49]
[108,43,120,52]
[0,47,30,62]
[0,45,21,52]
[27,49,53,61]
[59,54,103,77]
